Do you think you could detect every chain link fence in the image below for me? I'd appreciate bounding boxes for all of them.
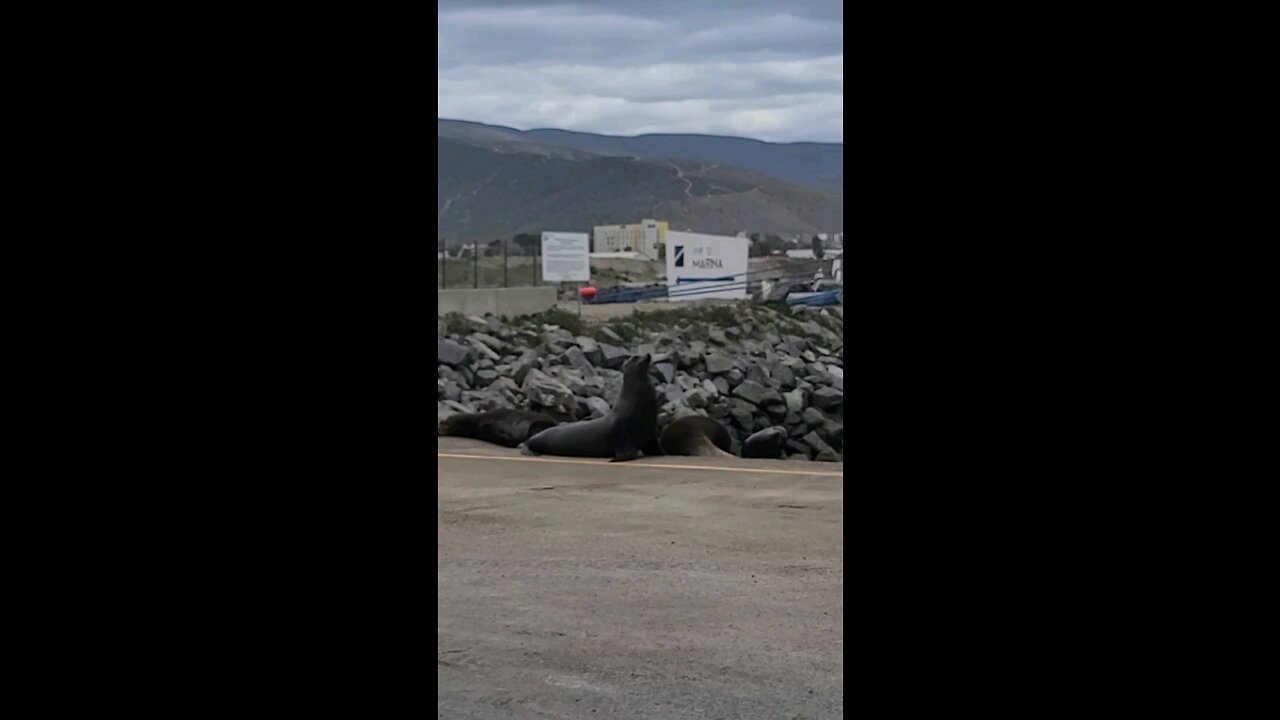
[438,241,541,289]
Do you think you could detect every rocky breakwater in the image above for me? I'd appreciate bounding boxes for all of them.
[437,306,844,462]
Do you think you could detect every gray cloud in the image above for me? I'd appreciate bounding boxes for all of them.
[437,1,843,143]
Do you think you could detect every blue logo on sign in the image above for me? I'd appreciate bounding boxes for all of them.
[674,246,684,268]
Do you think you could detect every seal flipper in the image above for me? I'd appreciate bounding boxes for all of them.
[520,444,541,457]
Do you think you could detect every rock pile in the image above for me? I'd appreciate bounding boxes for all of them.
[437,306,844,462]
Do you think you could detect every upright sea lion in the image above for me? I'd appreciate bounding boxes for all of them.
[524,353,657,462]
[438,410,557,449]
[660,416,735,458]
[742,426,788,459]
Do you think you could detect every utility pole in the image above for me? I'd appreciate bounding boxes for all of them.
[474,243,479,289]
[503,240,509,288]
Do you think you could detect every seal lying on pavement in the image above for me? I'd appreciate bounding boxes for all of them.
[524,353,657,462]
[439,410,557,449]
[660,416,735,458]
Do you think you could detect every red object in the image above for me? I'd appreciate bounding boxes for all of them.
[579,286,598,300]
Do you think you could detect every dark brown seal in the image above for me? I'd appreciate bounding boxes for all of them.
[524,354,657,462]
[660,416,735,458]
[438,410,557,448]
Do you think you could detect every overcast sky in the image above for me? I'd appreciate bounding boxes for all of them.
[438,0,843,144]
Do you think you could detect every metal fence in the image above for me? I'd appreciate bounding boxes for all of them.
[437,243,841,306]
[438,241,541,290]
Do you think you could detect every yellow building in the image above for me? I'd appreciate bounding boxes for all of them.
[593,219,668,260]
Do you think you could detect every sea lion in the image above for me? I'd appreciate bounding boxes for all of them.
[660,416,735,458]
[438,410,557,449]
[524,353,657,462]
[742,426,788,459]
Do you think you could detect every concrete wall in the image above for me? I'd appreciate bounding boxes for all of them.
[438,287,557,318]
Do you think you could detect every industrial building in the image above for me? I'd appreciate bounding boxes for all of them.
[593,219,668,260]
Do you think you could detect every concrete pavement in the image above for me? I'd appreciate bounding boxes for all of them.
[438,437,844,718]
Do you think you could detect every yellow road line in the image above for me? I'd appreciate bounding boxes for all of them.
[437,452,844,478]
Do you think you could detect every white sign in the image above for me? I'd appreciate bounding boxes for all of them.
[665,231,749,302]
[541,232,590,282]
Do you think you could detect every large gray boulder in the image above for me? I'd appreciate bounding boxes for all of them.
[470,339,500,362]
[471,333,508,354]
[819,421,844,452]
[730,406,755,431]
[664,386,686,406]
[575,337,603,366]
[438,339,473,368]
[601,373,625,405]
[581,396,612,419]
[804,431,836,458]
[764,401,788,420]
[787,439,813,460]
[565,346,595,374]
[490,377,520,395]
[746,364,773,387]
[733,380,768,406]
[513,350,540,385]
[597,343,630,369]
[811,387,844,411]
[556,368,590,397]
[705,354,735,375]
[521,369,577,414]
[596,327,624,344]
[677,341,707,369]
[652,362,676,384]
[441,399,475,415]
[785,389,806,413]
[438,365,467,386]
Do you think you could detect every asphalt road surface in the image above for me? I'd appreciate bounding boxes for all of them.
[438,438,844,719]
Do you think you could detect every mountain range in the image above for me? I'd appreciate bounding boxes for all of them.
[438,119,843,244]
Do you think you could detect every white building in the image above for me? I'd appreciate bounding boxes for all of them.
[593,219,668,260]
